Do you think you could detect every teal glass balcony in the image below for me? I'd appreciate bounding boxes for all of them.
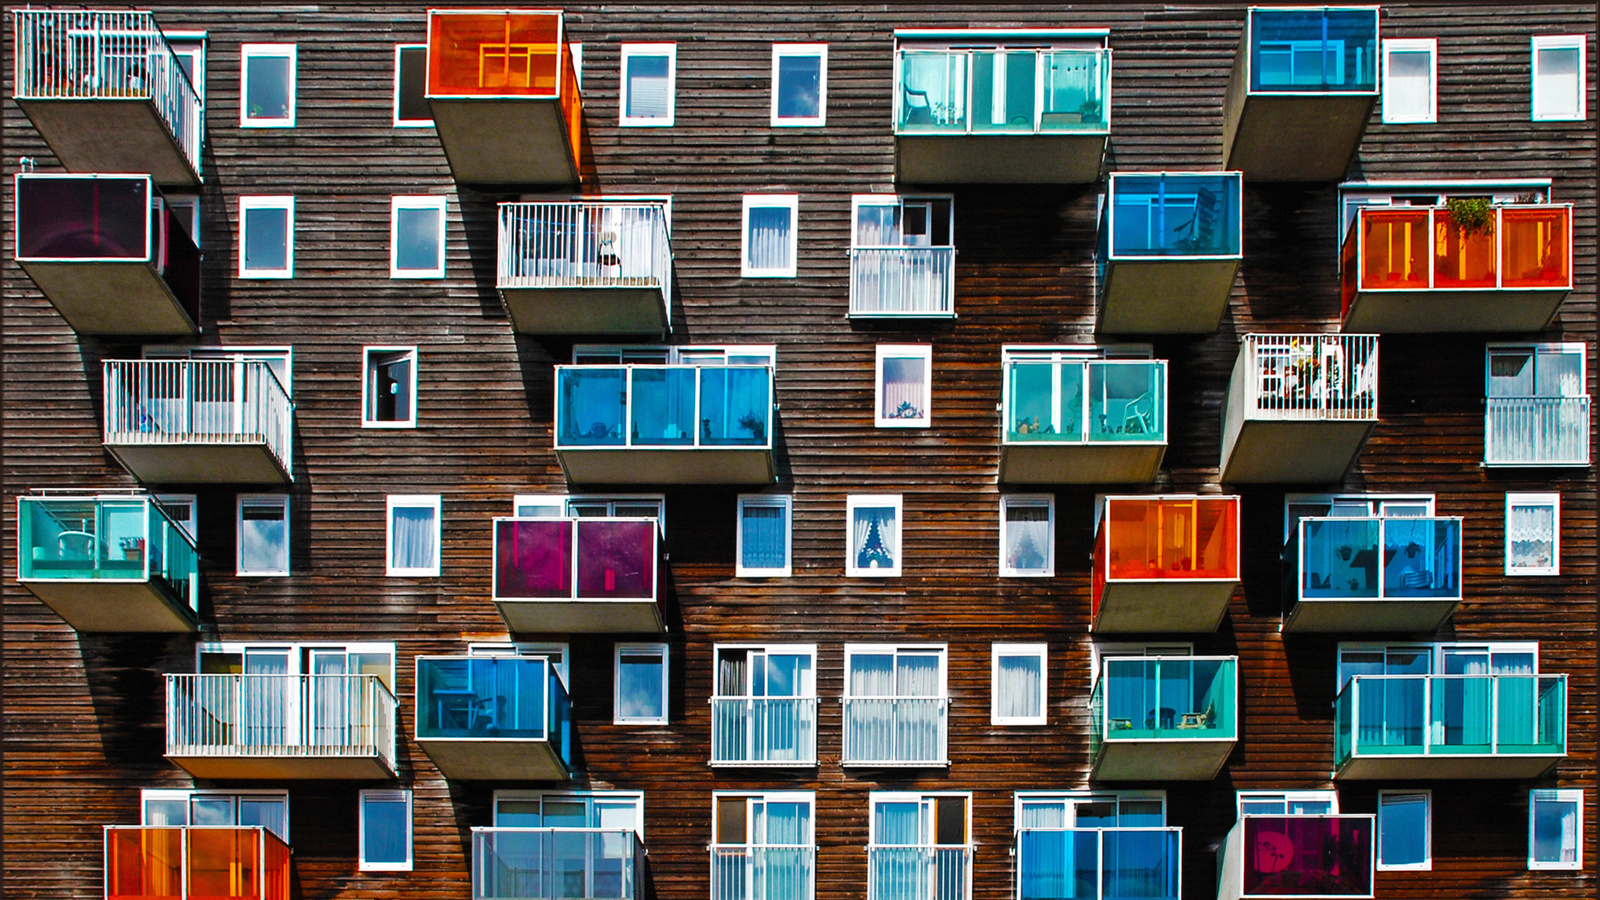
[1000,355,1167,483]
[17,494,198,632]
[1223,7,1380,180]
[1016,827,1180,900]
[1097,172,1243,334]
[1089,656,1238,780]
[1334,673,1567,779]
[415,655,570,781]
[555,364,775,484]
[1221,334,1378,482]
[1283,516,1462,633]
[1218,815,1374,900]
[473,828,644,900]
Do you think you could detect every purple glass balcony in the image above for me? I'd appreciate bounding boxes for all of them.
[492,517,664,633]
[1219,815,1374,900]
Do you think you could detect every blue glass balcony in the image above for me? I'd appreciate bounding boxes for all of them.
[1218,815,1374,900]
[415,655,570,781]
[1016,828,1180,900]
[1089,656,1238,780]
[1001,355,1167,483]
[1283,516,1462,633]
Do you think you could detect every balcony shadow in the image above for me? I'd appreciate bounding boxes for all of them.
[77,632,197,772]
[458,184,517,318]
[1234,184,1341,328]
[197,142,232,324]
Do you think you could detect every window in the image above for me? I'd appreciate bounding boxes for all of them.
[359,790,413,871]
[166,196,201,245]
[1485,343,1588,466]
[1283,492,1436,542]
[742,194,798,278]
[390,196,446,278]
[363,347,417,428]
[843,645,947,765]
[1236,790,1338,816]
[1377,791,1430,870]
[712,645,818,764]
[992,644,1047,725]
[615,643,668,724]
[470,641,571,687]
[1531,35,1586,121]
[198,642,395,689]
[771,44,826,126]
[1000,495,1054,577]
[155,494,198,543]
[1337,642,1541,691]
[241,44,296,127]
[142,789,289,842]
[514,494,666,530]
[393,44,432,126]
[1506,492,1560,576]
[620,43,676,126]
[868,793,971,897]
[737,494,792,577]
[386,495,441,577]
[1016,791,1167,829]
[1529,789,1583,870]
[239,196,294,278]
[237,494,289,576]
[1381,38,1437,123]
[852,195,956,316]
[847,494,902,577]
[713,793,815,899]
[875,345,932,428]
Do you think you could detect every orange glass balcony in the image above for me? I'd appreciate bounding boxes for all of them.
[105,826,290,900]
[1340,205,1572,332]
[425,10,583,184]
[1091,495,1240,633]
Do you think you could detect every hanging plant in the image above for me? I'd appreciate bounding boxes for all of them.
[1444,197,1495,236]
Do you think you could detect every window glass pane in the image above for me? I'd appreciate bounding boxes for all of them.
[777,54,822,119]
[240,798,288,841]
[852,505,898,572]
[617,649,665,721]
[397,46,431,122]
[741,502,788,571]
[391,504,438,571]
[243,207,288,272]
[1532,793,1579,864]
[747,206,793,270]
[1385,49,1431,120]
[995,651,1042,719]
[395,206,442,271]
[144,799,189,826]
[240,500,288,573]
[362,794,410,866]
[368,351,414,423]
[1004,502,1051,574]
[1536,46,1581,118]
[626,55,671,118]
[1508,497,1557,572]
[190,797,234,825]
[246,55,291,119]
[880,356,927,421]
[1379,794,1428,867]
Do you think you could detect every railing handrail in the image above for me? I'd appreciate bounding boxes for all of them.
[843,694,950,703]
[169,670,398,705]
[471,825,640,837]
[711,693,820,703]
[1240,333,1378,421]
[1015,825,1181,835]
[102,359,295,475]
[867,842,974,852]
[1339,671,1566,692]
[1336,672,1567,757]
[19,493,198,554]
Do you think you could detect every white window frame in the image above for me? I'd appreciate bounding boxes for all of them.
[513,494,667,533]
[393,43,433,127]
[620,43,677,127]
[492,790,644,835]
[1235,790,1340,817]
[1377,790,1431,871]
[362,346,419,429]
[1089,642,1193,687]
[1014,790,1169,827]
[238,195,294,279]
[1529,788,1584,870]
[1283,492,1437,543]
[1531,35,1587,122]
[846,493,903,578]
[991,643,1047,726]
[736,494,793,577]
[141,788,291,842]
[166,195,202,246]
[741,194,799,278]
[1506,492,1561,576]
[867,791,972,851]
[240,43,296,128]
[770,43,827,127]
[1000,494,1055,577]
[389,195,447,279]
[358,789,413,872]
[713,791,817,847]
[1381,38,1437,124]
[154,493,198,543]
[874,344,933,428]
[614,642,669,725]
[470,641,571,686]
[236,493,289,577]
[386,494,441,577]
[197,641,396,689]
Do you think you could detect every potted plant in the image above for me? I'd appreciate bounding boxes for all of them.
[1445,197,1495,237]
[737,412,765,442]
[1078,98,1102,124]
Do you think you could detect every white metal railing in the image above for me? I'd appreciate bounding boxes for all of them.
[473,827,643,900]
[710,845,816,900]
[13,9,203,176]
[841,697,948,766]
[710,697,818,765]
[1242,334,1378,421]
[868,845,971,900]
[850,248,956,316]
[104,359,294,472]
[498,201,671,297]
[165,674,395,769]
[1485,397,1590,465]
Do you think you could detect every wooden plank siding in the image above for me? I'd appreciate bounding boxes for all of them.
[2,3,1593,900]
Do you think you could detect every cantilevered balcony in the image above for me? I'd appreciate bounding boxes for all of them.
[106,826,290,900]
[473,828,645,900]
[1090,656,1238,780]
[13,9,203,185]
[1334,673,1567,779]
[493,517,664,633]
[555,365,775,484]
[850,248,956,318]
[893,36,1110,183]
[498,201,672,335]
[103,359,293,484]
[15,174,199,335]
[1221,334,1377,483]
[1016,827,1180,900]
[165,673,397,779]
[1000,356,1167,483]
[17,494,197,632]
[1341,205,1574,332]
[426,9,582,184]
[711,696,819,767]
[1283,516,1462,633]
[1097,172,1242,334]
[1222,7,1379,181]
[416,655,570,780]
[842,696,948,767]
[711,844,816,900]
[1091,495,1241,633]
[1217,815,1374,900]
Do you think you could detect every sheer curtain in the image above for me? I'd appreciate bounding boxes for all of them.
[742,505,787,570]
[848,654,894,760]
[880,357,926,420]
[995,654,1041,720]
[747,207,792,271]
[1508,502,1556,570]
[1017,802,1067,900]
[1005,505,1050,573]
[853,506,898,570]
[391,505,437,571]
[759,801,811,900]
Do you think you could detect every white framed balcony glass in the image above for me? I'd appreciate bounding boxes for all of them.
[393,44,432,126]
[1380,39,1436,123]
[1015,790,1175,900]
[514,494,666,531]
[493,790,643,834]
[852,195,955,317]
[1000,495,1054,577]
[1506,492,1560,576]
[1376,790,1430,871]
[238,196,294,278]
[483,789,644,900]
[386,494,440,577]
[847,494,903,578]
[390,196,446,278]
[1531,35,1586,121]
[469,641,571,687]
[737,494,792,577]
[1283,492,1435,541]
[142,789,290,842]
[1485,342,1589,466]
[359,789,413,871]
[363,346,417,428]
[615,643,668,724]
[713,645,817,766]
[875,345,932,428]
[236,494,288,576]
[241,43,296,127]
[843,645,947,766]
[991,644,1047,725]
[772,44,826,126]
[742,195,798,278]
[1529,789,1583,870]
[621,43,676,126]
[868,792,971,900]
[712,793,816,900]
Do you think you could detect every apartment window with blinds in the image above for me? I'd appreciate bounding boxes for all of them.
[742,194,798,277]
[359,790,412,871]
[1506,492,1560,576]
[386,495,441,577]
[992,644,1047,725]
[1381,38,1437,123]
[615,643,668,724]
[875,345,932,428]
[1529,789,1583,870]
[621,43,676,126]
[1531,35,1586,121]
[847,494,902,577]
[737,494,792,577]
[1000,495,1054,577]
[363,346,417,428]
[237,494,289,576]
[1377,791,1430,870]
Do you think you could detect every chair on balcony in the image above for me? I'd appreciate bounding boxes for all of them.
[1122,393,1155,434]
[480,42,537,89]
[903,86,935,125]
[1177,702,1216,730]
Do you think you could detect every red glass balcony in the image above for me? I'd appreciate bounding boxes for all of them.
[1219,815,1374,900]
[105,826,290,900]
[492,517,664,633]
[1091,495,1240,632]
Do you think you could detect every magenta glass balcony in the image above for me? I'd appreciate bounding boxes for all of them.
[1220,815,1374,900]
[492,517,664,633]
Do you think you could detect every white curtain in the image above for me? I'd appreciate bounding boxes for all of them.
[853,506,898,570]
[995,653,1042,719]
[747,207,792,271]
[851,654,894,697]
[898,654,939,698]
[742,504,787,569]
[881,358,926,419]
[391,505,437,570]
[1005,505,1050,573]
[1508,502,1556,569]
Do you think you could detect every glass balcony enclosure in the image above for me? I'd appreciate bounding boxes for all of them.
[1091,495,1241,633]
[105,826,290,900]
[415,655,571,780]
[497,201,672,335]
[472,827,644,900]
[492,517,663,633]
[1221,334,1378,483]
[1015,827,1180,900]
[1089,656,1238,780]
[1247,8,1379,93]
[17,493,198,632]
[1000,352,1167,484]
[1283,516,1462,632]
[1219,815,1374,900]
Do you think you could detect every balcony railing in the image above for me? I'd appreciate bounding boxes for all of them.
[1005,358,1167,444]
[1246,8,1379,94]
[1103,173,1244,259]
[103,359,294,482]
[868,845,971,900]
[849,248,955,317]
[710,697,819,766]
[473,828,644,900]
[1290,516,1462,602]
[105,826,290,900]
[1335,674,1567,775]
[1237,334,1377,421]
[1223,815,1374,900]
[499,201,671,295]
[1486,397,1590,466]
[1016,828,1180,900]
[842,697,949,766]
[711,845,816,900]
[895,47,1110,135]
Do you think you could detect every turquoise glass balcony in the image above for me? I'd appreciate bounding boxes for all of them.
[1089,656,1238,780]
[415,655,570,781]
[555,364,775,484]
[1283,516,1462,633]
[1000,355,1167,483]
[1097,172,1243,333]
[1334,673,1567,779]
[17,494,198,632]
[1016,827,1180,900]
[1218,815,1374,900]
